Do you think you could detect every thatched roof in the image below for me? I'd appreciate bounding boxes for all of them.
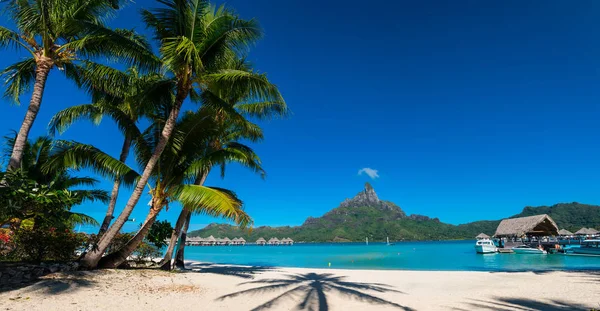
[268,237,280,243]
[558,229,573,236]
[475,233,490,239]
[256,237,266,243]
[575,228,599,235]
[238,237,246,242]
[206,235,216,242]
[222,237,231,242]
[494,214,559,237]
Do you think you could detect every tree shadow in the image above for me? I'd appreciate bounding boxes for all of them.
[1,271,97,294]
[217,272,415,311]
[185,262,274,279]
[452,297,595,311]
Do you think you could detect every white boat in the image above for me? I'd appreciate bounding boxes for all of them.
[570,239,600,256]
[511,245,547,254]
[474,239,497,254]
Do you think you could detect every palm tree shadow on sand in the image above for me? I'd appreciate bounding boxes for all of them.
[217,272,415,311]
[452,297,595,311]
[185,262,274,279]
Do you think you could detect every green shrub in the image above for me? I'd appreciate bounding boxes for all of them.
[133,242,162,263]
[4,228,86,263]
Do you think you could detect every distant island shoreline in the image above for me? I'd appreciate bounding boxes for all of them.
[190,183,600,243]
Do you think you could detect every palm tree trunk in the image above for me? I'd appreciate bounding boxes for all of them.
[80,82,191,269]
[159,170,208,270]
[98,135,132,236]
[97,201,163,268]
[175,211,192,270]
[159,207,189,270]
[7,58,53,170]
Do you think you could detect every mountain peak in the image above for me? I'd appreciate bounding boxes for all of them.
[340,183,380,207]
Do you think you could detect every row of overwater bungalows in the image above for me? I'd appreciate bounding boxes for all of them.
[185,236,294,246]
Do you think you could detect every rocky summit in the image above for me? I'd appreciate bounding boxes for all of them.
[339,182,404,213]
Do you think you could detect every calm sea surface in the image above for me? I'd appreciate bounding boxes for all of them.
[184,240,600,271]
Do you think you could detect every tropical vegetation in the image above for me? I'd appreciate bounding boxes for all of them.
[0,0,285,270]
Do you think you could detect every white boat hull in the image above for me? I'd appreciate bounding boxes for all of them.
[475,245,497,254]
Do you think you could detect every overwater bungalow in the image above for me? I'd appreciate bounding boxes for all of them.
[205,235,216,246]
[575,228,599,238]
[281,237,294,245]
[222,237,232,245]
[238,237,246,246]
[475,233,490,240]
[268,237,281,245]
[494,214,559,239]
[256,237,267,245]
[558,229,574,237]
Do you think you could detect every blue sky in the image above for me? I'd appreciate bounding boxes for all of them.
[1,0,600,233]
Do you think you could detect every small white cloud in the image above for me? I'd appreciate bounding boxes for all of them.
[358,168,379,179]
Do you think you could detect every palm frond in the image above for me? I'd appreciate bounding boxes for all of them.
[174,184,251,228]
[43,141,140,187]
[0,57,36,103]
[67,212,100,226]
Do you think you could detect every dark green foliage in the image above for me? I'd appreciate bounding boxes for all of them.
[3,228,87,263]
[190,202,600,242]
[146,220,173,249]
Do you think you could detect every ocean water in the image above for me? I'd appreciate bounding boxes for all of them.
[184,240,600,271]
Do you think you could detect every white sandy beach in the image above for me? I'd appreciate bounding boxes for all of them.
[1,262,599,311]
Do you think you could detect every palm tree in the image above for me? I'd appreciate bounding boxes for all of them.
[0,136,107,230]
[160,110,267,270]
[90,109,256,268]
[161,59,287,270]
[48,66,174,236]
[79,0,265,269]
[0,0,158,170]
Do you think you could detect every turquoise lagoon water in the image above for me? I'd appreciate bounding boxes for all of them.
[184,240,600,271]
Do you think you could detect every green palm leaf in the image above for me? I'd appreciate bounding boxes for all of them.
[173,184,252,228]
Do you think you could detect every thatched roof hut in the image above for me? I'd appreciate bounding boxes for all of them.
[238,237,246,245]
[268,237,281,245]
[494,214,559,237]
[575,228,599,236]
[281,237,294,245]
[558,229,573,236]
[222,237,231,245]
[475,233,490,240]
[256,237,266,245]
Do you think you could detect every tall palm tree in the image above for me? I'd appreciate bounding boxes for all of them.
[161,59,287,270]
[0,0,158,170]
[160,109,268,270]
[48,66,174,236]
[79,0,266,269]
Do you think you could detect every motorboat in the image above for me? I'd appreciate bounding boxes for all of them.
[475,239,497,254]
[570,239,600,256]
[511,245,547,254]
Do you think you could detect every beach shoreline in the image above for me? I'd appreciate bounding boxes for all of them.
[1,261,599,310]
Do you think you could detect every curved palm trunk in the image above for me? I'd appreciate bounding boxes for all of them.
[160,170,208,270]
[8,58,53,170]
[159,207,189,270]
[80,82,190,269]
[175,211,192,270]
[98,136,132,236]
[97,201,163,268]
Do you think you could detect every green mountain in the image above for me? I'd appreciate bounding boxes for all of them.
[189,183,600,242]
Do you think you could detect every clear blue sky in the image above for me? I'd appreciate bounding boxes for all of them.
[2,0,600,233]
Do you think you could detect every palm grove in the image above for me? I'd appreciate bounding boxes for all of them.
[0,0,286,270]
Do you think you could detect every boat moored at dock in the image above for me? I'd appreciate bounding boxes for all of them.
[569,239,600,256]
[475,239,497,254]
[511,245,547,254]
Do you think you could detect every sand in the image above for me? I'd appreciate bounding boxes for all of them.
[1,262,599,310]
